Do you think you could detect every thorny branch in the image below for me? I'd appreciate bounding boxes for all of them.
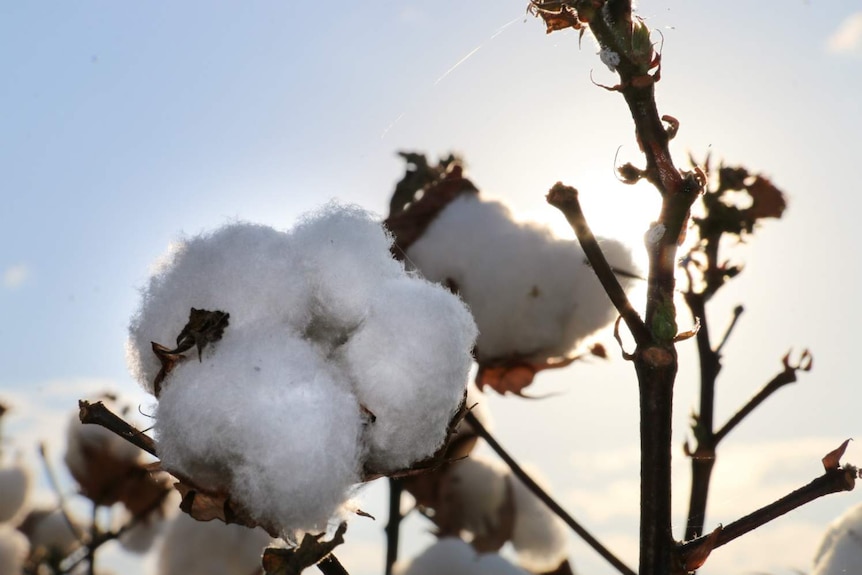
[464,411,637,575]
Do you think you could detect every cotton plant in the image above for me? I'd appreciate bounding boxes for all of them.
[125,203,477,542]
[385,158,635,395]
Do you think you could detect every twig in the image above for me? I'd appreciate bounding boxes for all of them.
[37,442,87,544]
[714,351,811,444]
[78,400,157,457]
[317,554,350,575]
[714,305,744,355]
[384,479,403,575]
[546,183,650,347]
[678,465,857,565]
[464,411,636,575]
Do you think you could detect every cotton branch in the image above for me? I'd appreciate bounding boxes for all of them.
[77,400,157,457]
[464,411,636,575]
[678,460,858,570]
[384,478,403,575]
[714,350,812,444]
[546,183,649,346]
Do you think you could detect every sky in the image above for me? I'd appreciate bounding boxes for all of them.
[1,1,862,574]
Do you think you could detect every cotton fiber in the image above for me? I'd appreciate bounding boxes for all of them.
[127,203,477,536]
[395,537,529,575]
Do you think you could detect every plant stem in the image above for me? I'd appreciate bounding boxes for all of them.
[464,412,636,575]
[77,400,157,456]
[384,479,403,575]
[678,465,857,563]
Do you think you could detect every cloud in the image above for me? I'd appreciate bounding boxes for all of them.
[826,12,862,55]
[3,264,30,289]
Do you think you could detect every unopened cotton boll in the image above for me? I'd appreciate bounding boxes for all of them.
[340,277,477,471]
[0,525,29,575]
[812,502,862,575]
[0,463,30,523]
[155,327,363,534]
[406,194,635,362]
[128,224,310,393]
[395,537,529,575]
[156,512,271,575]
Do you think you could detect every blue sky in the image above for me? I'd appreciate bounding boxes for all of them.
[2,1,862,574]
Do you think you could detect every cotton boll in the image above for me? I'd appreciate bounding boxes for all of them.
[128,224,309,392]
[155,327,363,534]
[156,512,271,575]
[291,203,405,331]
[341,277,476,471]
[812,502,862,574]
[394,537,529,575]
[18,508,81,558]
[510,467,569,572]
[0,462,30,524]
[407,194,635,363]
[437,456,509,540]
[0,525,29,575]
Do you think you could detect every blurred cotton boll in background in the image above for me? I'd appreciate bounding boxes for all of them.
[394,537,529,575]
[812,501,862,575]
[127,203,477,538]
[0,525,29,575]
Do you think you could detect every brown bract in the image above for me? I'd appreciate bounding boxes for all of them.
[384,165,478,257]
[262,522,347,575]
[476,344,607,396]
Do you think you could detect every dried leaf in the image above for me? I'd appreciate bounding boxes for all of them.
[174,479,277,537]
[151,308,230,396]
[174,308,230,360]
[823,439,853,471]
[528,2,581,34]
[476,356,578,396]
[742,176,786,221]
[682,525,723,571]
[262,522,347,575]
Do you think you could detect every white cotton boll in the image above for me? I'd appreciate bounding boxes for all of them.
[341,277,476,471]
[440,456,509,539]
[394,537,529,575]
[155,327,363,534]
[128,223,309,392]
[407,194,635,363]
[156,512,271,575]
[812,502,862,574]
[0,463,30,524]
[510,467,569,572]
[0,525,29,575]
[21,508,81,557]
[291,202,404,331]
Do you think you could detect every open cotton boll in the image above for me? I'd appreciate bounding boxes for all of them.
[510,467,569,572]
[340,276,476,471]
[18,508,81,558]
[128,224,309,392]
[0,463,30,524]
[0,525,29,575]
[156,512,271,575]
[395,537,529,575]
[812,502,862,574]
[437,455,510,540]
[407,194,634,362]
[155,327,363,534]
[291,202,405,331]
